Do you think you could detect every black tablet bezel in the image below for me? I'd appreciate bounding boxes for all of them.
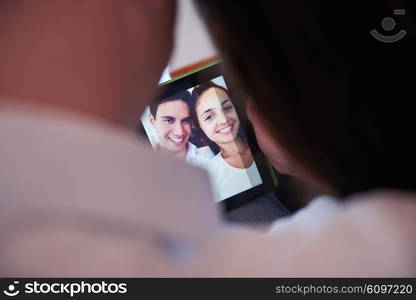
[139,62,277,212]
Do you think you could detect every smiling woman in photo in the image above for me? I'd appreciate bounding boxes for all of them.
[191,81,262,201]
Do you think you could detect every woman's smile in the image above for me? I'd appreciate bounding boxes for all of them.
[216,122,234,135]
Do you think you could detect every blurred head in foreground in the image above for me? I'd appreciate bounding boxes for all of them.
[194,0,416,197]
[0,0,176,128]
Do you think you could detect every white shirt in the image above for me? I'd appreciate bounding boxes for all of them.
[185,143,214,168]
[193,192,416,277]
[0,102,221,276]
[204,153,263,202]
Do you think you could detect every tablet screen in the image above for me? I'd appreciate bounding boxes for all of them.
[141,75,263,202]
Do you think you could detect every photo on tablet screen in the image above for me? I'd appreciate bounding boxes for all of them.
[141,75,263,202]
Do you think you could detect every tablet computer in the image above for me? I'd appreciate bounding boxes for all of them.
[139,62,276,211]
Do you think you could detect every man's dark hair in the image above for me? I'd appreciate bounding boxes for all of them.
[194,0,416,197]
[149,90,192,118]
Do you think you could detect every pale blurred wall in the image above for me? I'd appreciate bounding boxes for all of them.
[169,0,217,72]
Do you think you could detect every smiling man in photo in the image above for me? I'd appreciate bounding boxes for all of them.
[149,90,214,166]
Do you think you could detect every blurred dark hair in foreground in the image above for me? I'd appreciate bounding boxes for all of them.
[194,0,416,197]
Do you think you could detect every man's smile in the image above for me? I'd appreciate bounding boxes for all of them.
[168,136,186,146]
